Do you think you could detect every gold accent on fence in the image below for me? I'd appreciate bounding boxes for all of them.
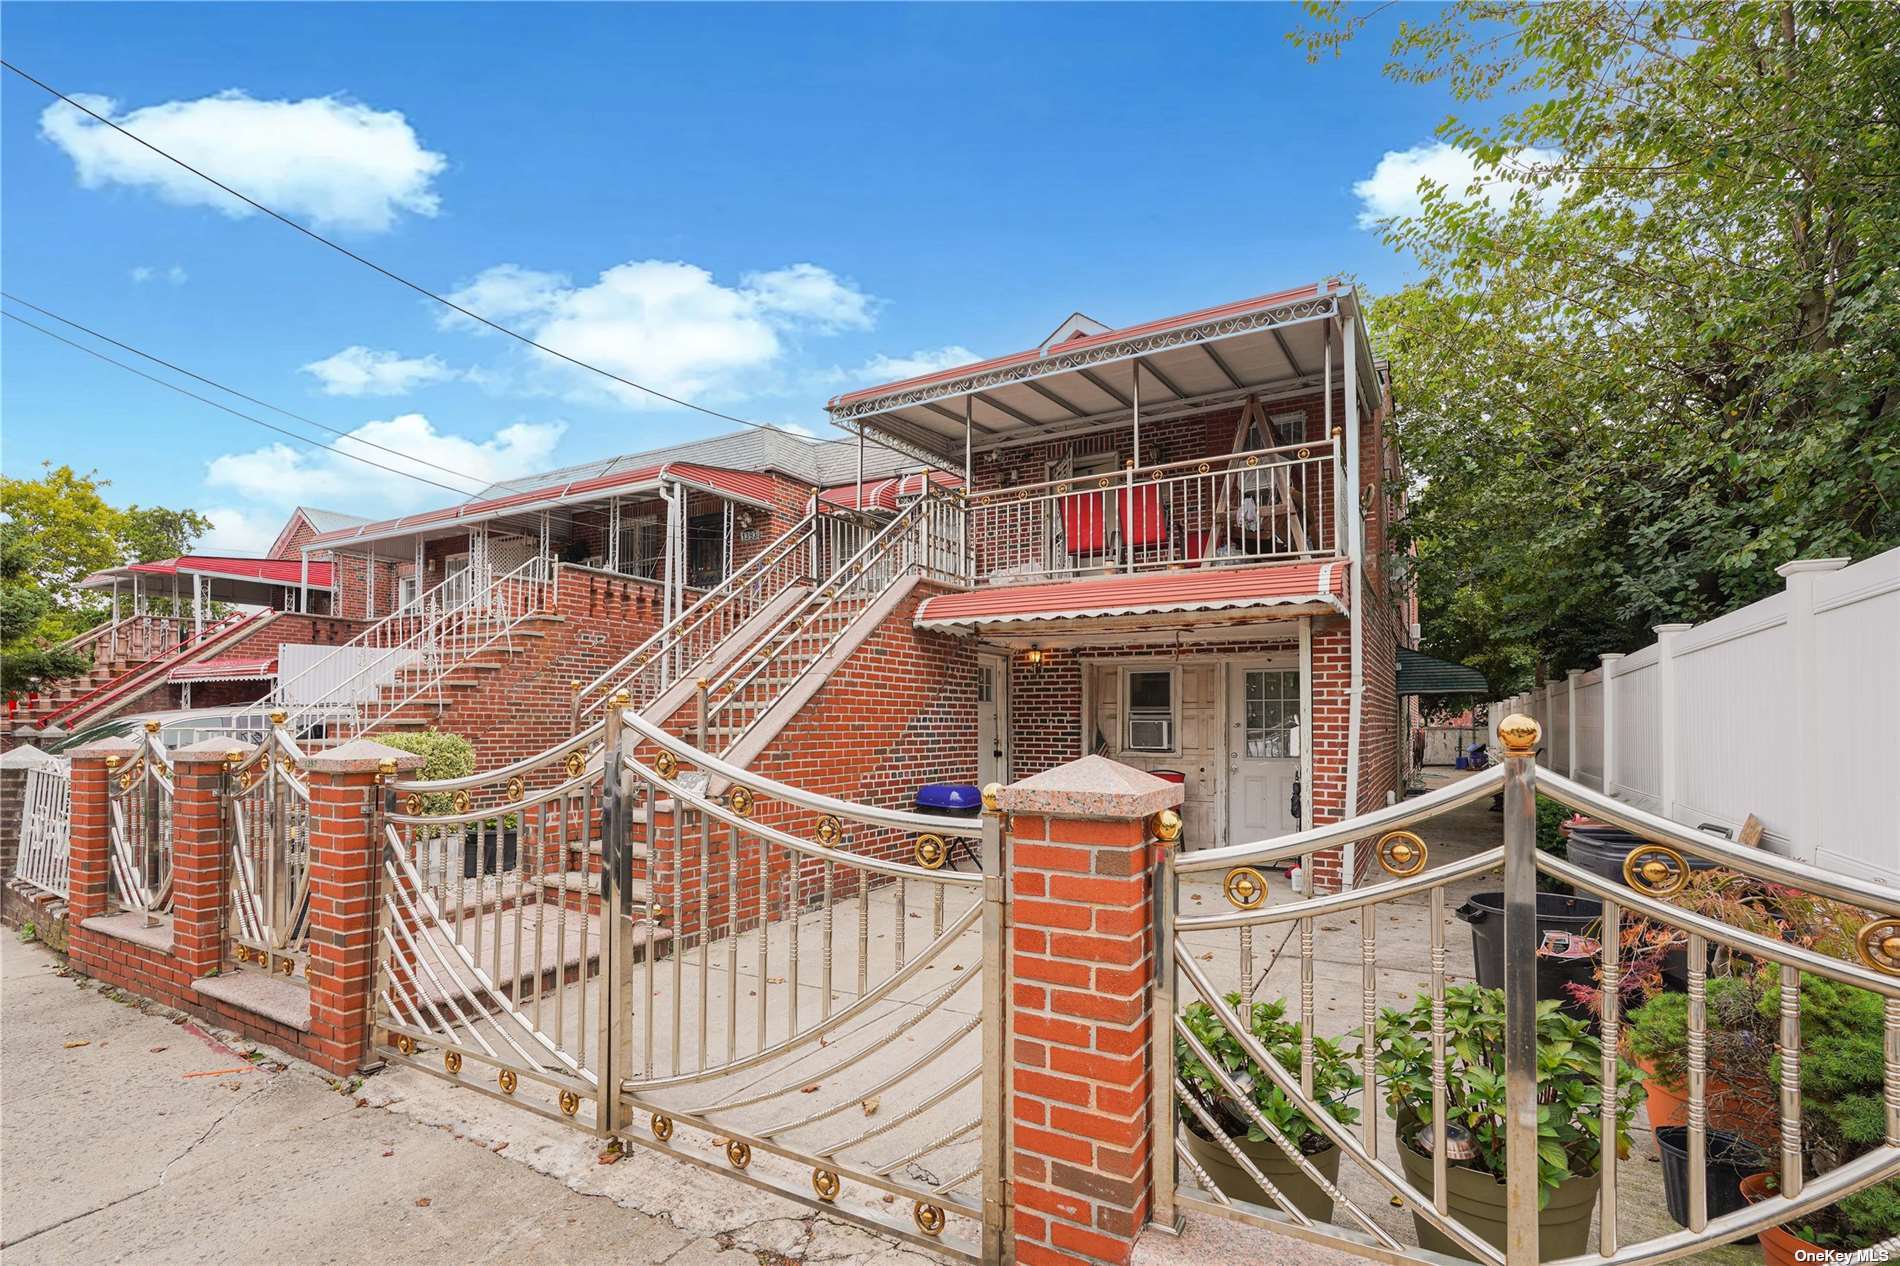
[1245,455,1259,467]
[981,782,1004,813]
[1055,482,1070,494]
[559,1090,581,1117]
[444,1050,462,1074]
[725,1140,752,1169]
[268,710,288,725]
[105,755,120,771]
[234,944,251,963]
[145,719,162,733]
[1297,446,1311,459]
[1151,809,1183,843]
[118,770,135,791]
[650,1113,674,1141]
[1497,714,1541,757]
[278,958,293,976]
[914,834,947,870]
[654,751,678,780]
[1855,920,1900,976]
[1197,462,1211,475]
[393,1033,416,1056]
[377,757,396,783]
[727,786,755,818]
[403,793,423,817]
[1378,830,1428,877]
[815,815,843,846]
[811,1168,841,1203]
[1223,866,1269,910]
[506,775,526,803]
[450,789,472,815]
[1623,844,1689,898]
[912,1202,946,1237]
[498,1069,518,1095]
[564,750,587,780]
[224,749,245,769]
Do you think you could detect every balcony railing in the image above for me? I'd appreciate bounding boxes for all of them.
[965,439,1337,586]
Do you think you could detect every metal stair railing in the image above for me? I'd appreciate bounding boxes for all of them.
[267,553,556,738]
[573,509,878,725]
[38,608,270,732]
[700,493,963,753]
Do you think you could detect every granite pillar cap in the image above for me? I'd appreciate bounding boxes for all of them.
[175,738,250,761]
[300,738,427,774]
[995,754,1184,820]
[70,736,141,759]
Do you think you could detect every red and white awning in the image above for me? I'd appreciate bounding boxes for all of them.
[168,656,277,683]
[915,561,1347,636]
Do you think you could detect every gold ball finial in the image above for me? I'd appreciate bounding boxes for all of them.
[1641,860,1669,883]
[1497,714,1541,757]
[1151,809,1183,843]
[269,709,288,725]
[377,757,397,782]
[143,719,161,734]
[104,754,120,770]
[571,680,583,693]
[224,748,246,768]
[981,782,1004,813]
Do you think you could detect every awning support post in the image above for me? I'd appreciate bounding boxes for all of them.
[299,552,309,614]
[192,573,204,641]
[964,396,974,581]
[857,423,865,512]
[1127,363,1142,574]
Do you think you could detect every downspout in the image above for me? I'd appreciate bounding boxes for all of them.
[658,480,679,683]
[1342,297,1365,890]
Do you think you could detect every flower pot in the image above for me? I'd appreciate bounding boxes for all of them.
[462,827,520,878]
[1655,1126,1762,1237]
[1455,891,1603,1023]
[1183,1122,1341,1223]
[1632,1055,1779,1156]
[1397,1130,1601,1262]
[1740,1172,1821,1266]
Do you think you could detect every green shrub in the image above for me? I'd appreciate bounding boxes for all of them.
[1176,994,1360,1155]
[374,731,474,816]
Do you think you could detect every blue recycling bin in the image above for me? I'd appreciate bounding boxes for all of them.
[917,783,983,870]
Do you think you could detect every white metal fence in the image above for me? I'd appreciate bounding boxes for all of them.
[14,756,72,898]
[1490,548,1900,885]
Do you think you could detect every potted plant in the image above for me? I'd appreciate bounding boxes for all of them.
[1372,984,1644,1261]
[1624,974,1779,1151]
[1175,994,1360,1222]
[1740,969,1900,1265]
[374,731,509,877]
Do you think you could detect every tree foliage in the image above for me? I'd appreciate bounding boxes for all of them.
[1299,1,1900,686]
[0,464,212,697]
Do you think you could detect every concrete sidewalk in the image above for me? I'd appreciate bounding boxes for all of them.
[0,933,940,1266]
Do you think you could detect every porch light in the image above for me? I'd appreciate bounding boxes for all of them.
[1023,646,1044,666]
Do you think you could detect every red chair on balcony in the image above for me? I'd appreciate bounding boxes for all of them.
[1061,490,1110,563]
[1119,482,1166,560]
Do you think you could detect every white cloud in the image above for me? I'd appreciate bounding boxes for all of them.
[1353,141,1567,228]
[130,264,188,285]
[301,346,459,397]
[205,412,565,514]
[41,90,445,233]
[197,506,281,556]
[855,345,979,384]
[442,259,877,407]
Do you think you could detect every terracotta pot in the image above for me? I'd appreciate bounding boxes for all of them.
[1182,1122,1341,1223]
[1740,1172,1821,1266]
[1632,1055,1780,1156]
[1396,1131,1601,1262]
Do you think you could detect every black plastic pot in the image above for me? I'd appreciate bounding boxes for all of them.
[1456,891,1603,1020]
[1655,1125,1763,1237]
[463,827,519,878]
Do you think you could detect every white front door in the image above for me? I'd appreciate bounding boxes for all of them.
[977,653,1010,785]
[1227,663,1301,844]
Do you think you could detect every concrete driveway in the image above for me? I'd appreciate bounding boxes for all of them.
[0,933,942,1266]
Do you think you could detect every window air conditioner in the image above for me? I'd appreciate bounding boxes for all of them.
[1128,715,1173,752]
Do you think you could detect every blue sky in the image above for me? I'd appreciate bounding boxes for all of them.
[1,2,1496,554]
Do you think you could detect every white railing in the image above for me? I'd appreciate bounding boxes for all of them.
[14,757,71,898]
[267,553,557,737]
[1491,546,1900,885]
[965,440,1335,585]
[574,509,877,722]
[701,493,963,751]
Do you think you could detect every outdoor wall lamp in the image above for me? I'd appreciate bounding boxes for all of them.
[1023,646,1044,666]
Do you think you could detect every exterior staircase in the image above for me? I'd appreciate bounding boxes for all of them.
[33,610,275,734]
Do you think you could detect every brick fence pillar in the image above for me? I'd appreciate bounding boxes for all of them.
[997,755,1183,1266]
[301,739,423,1075]
[171,739,237,978]
[67,738,137,923]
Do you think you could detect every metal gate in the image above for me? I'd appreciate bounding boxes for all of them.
[372,703,1008,1261]
[1154,716,1900,1266]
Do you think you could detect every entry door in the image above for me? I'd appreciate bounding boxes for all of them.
[1228,663,1301,844]
[977,653,1010,785]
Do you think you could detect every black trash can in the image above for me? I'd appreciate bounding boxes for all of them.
[1456,891,1604,1019]
[918,784,982,870]
[1566,822,1722,889]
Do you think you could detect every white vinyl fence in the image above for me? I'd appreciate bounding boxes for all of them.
[12,752,72,898]
[1490,549,1900,887]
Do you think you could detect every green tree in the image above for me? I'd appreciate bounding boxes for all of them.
[0,465,212,698]
[1298,1,1900,686]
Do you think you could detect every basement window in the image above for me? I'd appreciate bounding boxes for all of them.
[1124,668,1177,753]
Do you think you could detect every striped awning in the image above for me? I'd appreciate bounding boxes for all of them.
[168,656,277,683]
[915,561,1346,633]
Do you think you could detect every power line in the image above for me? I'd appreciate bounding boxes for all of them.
[2,308,485,500]
[1,290,491,490]
[1,58,914,460]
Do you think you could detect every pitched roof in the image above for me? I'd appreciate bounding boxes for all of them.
[300,507,374,534]
[81,555,336,589]
[914,561,1346,630]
